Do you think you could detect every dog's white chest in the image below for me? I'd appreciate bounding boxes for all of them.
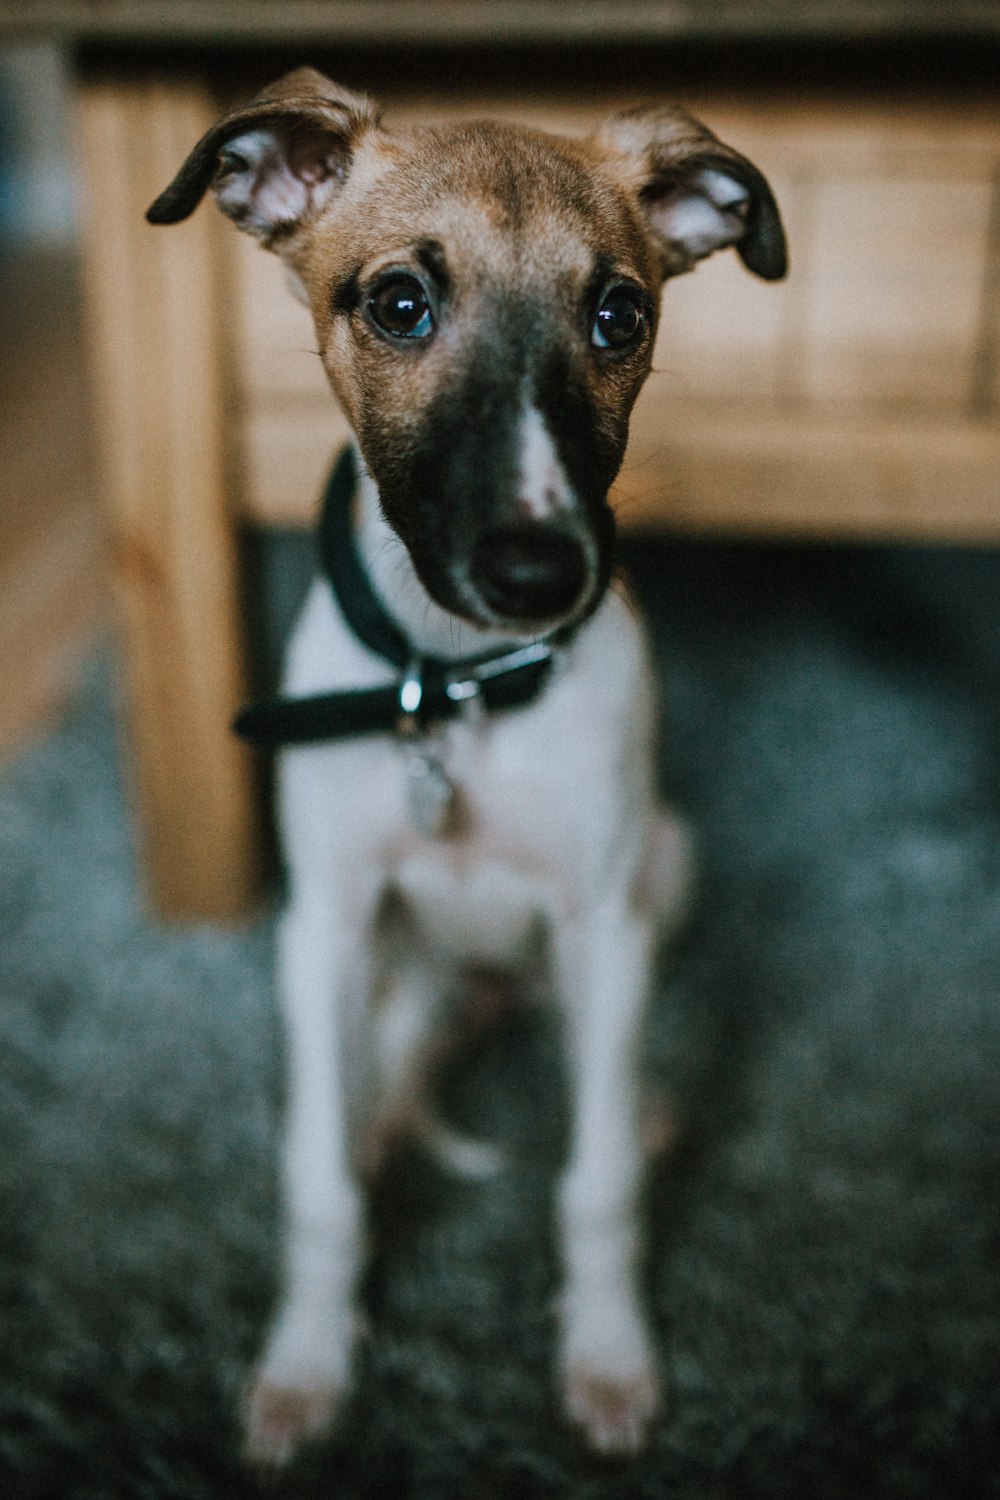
[392,843,545,965]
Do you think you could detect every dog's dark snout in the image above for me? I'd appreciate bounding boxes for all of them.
[471,524,587,621]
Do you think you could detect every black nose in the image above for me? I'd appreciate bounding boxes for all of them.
[470,524,588,622]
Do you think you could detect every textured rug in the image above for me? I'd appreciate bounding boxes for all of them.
[1,538,998,1500]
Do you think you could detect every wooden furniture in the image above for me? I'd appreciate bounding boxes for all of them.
[4,4,997,918]
[0,250,106,760]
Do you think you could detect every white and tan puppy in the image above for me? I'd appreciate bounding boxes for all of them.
[149,69,786,1463]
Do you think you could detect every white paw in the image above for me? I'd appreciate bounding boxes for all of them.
[243,1369,342,1468]
[565,1362,660,1455]
[242,1295,356,1467]
[559,1297,660,1454]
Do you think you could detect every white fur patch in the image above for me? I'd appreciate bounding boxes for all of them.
[518,404,574,520]
[650,167,750,262]
[214,129,307,234]
[214,126,342,239]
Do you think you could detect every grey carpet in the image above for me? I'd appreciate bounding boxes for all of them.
[1,538,998,1499]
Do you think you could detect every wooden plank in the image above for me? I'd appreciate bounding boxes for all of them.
[0,500,107,760]
[618,401,1000,542]
[0,248,107,761]
[8,1,1000,45]
[973,170,1000,418]
[240,403,352,526]
[373,92,1000,180]
[803,175,994,415]
[76,71,263,920]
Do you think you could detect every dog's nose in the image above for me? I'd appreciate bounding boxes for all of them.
[471,524,587,621]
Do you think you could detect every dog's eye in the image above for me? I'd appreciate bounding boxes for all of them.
[367,275,434,340]
[591,285,646,352]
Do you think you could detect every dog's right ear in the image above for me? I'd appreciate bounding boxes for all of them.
[146,68,378,243]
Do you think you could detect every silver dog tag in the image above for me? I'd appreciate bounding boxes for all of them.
[404,741,455,837]
[396,662,454,836]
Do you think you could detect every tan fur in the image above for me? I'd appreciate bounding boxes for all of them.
[282,123,659,482]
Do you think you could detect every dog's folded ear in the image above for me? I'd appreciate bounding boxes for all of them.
[595,106,787,282]
[146,68,378,242]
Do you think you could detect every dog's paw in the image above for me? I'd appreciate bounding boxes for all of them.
[243,1370,342,1468]
[565,1363,660,1455]
[559,1295,660,1455]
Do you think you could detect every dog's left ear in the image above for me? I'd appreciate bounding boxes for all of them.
[595,106,787,281]
[146,67,378,244]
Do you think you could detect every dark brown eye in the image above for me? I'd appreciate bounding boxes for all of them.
[367,275,434,339]
[592,284,646,352]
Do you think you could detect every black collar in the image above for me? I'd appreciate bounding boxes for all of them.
[233,448,568,747]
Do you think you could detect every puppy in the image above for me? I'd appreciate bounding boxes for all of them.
[148,68,785,1461]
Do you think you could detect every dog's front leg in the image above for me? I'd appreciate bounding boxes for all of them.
[551,894,658,1455]
[245,879,375,1466]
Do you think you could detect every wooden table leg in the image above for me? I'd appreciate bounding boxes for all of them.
[75,68,264,920]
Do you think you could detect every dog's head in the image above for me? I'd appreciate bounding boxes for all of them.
[150,69,786,635]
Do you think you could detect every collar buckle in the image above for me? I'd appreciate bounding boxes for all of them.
[444,641,554,705]
[397,660,425,738]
